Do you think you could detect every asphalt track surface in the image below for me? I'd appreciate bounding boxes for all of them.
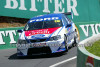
[0,47,77,67]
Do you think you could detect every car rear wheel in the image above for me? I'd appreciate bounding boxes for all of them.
[73,31,78,47]
[64,35,68,52]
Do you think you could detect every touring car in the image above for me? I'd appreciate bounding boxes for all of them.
[17,12,79,56]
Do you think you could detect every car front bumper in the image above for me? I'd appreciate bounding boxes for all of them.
[17,39,65,56]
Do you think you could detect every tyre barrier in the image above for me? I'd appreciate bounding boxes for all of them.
[77,33,100,67]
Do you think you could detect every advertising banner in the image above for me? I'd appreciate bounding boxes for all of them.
[0,0,100,22]
[0,0,79,19]
[76,22,100,40]
[0,27,23,49]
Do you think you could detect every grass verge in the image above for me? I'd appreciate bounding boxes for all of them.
[85,40,100,57]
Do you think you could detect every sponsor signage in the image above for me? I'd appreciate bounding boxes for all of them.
[0,27,23,49]
[0,30,17,44]
[0,0,100,22]
[80,24,100,37]
[76,22,100,40]
[0,0,79,19]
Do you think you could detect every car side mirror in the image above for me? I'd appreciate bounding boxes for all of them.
[17,29,23,33]
[66,24,71,27]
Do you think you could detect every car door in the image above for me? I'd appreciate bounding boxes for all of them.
[66,17,75,43]
[62,15,74,43]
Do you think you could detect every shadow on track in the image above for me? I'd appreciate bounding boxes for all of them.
[8,52,67,60]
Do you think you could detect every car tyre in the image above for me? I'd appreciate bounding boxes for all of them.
[64,35,68,52]
[73,31,78,47]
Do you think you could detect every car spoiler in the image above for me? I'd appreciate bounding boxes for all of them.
[63,12,71,15]
[63,12,73,19]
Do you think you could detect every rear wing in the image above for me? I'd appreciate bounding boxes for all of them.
[63,12,71,15]
[63,12,73,19]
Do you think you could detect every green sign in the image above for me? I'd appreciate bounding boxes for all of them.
[0,0,100,22]
[76,22,100,40]
[0,0,79,19]
[0,27,23,49]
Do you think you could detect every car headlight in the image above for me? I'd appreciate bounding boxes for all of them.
[49,35,61,41]
[18,40,27,44]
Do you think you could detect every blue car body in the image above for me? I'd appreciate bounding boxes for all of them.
[17,13,79,56]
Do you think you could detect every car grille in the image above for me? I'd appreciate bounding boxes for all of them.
[28,47,51,55]
[30,39,47,43]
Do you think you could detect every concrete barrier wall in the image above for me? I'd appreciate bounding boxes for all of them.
[77,33,100,67]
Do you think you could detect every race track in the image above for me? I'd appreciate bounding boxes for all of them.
[0,47,77,67]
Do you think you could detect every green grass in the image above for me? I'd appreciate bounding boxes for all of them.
[85,40,100,57]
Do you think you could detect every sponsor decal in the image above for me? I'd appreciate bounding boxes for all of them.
[25,27,60,36]
[17,43,63,48]
[31,34,45,38]
[30,17,59,22]
[86,56,94,67]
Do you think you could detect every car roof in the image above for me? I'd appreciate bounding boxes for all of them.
[28,13,64,23]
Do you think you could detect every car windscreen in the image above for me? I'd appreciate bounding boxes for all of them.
[24,20,63,31]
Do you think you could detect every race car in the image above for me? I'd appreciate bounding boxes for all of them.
[17,12,79,56]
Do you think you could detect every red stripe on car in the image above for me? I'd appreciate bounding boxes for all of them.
[25,27,60,36]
